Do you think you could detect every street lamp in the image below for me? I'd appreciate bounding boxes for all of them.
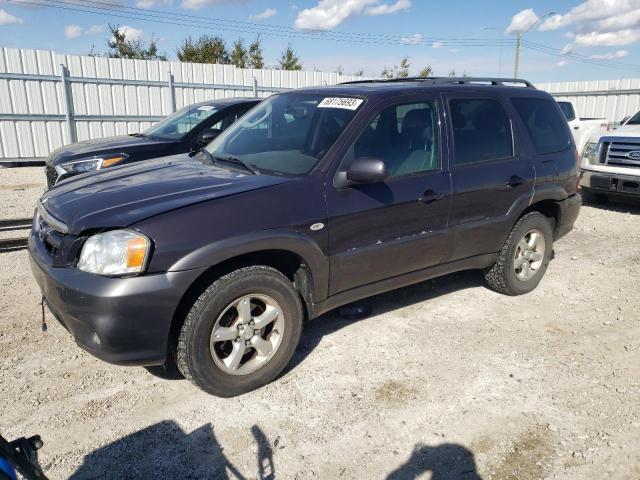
[513,11,557,78]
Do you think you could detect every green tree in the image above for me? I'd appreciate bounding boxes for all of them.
[398,57,410,78]
[248,36,264,69]
[278,45,302,70]
[107,25,166,60]
[177,35,229,64]
[418,65,433,77]
[230,38,248,68]
[381,66,395,79]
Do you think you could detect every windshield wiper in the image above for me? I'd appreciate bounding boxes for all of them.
[211,154,260,175]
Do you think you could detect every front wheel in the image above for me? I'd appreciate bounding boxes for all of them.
[177,266,303,397]
[484,212,554,296]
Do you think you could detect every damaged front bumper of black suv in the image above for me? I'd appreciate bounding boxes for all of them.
[28,216,205,366]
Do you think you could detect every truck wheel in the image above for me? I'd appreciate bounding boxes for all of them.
[484,212,554,296]
[177,266,303,397]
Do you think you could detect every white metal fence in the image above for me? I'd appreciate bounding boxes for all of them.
[0,47,366,164]
[537,78,640,124]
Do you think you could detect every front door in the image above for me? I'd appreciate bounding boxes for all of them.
[326,97,451,295]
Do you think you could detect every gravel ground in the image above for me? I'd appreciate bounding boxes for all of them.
[1,167,639,480]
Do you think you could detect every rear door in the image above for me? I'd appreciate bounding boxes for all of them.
[445,92,534,261]
[326,95,452,295]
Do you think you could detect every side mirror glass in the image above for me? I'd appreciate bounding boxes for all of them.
[346,157,388,185]
[196,128,221,148]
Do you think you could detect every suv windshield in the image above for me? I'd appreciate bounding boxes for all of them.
[143,104,219,140]
[626,111,640,125]
[206,93,363,176]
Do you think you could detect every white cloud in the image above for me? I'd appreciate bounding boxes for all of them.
[431,41,444,48]
[180,0,246,11]
[366,0,410,15]
[135,0,171,8]
[249,7,277,21]
[294,0,411,31]
[116,25,144,41]
[0,8,23,25]
[574,28,640,46]
[540,0,640,48]
[506,8,539,34]
[400,33,422,45]
[65,24,104,38]
[590,49,628,59]
[556,60,568,67]
[65,24,82,38]
[86,24,105,34]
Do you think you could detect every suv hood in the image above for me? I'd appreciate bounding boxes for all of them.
[46,135,178,166]
[41,155,291,234]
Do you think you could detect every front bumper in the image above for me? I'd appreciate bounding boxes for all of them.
[580,168,640,198]
[555,193,582,240]
[29,234,205,366]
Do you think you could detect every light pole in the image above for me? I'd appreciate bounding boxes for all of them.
[513,11,556,78]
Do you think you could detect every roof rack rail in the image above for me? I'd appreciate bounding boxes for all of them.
[341,77,535,89]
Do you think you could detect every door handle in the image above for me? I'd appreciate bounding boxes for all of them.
[506,175,525,189]
[419,190,445,204]
[573,125,580,130]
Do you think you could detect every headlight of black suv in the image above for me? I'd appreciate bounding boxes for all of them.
[55,154,128,176]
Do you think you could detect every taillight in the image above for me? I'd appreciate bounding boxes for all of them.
[575,147,581,192]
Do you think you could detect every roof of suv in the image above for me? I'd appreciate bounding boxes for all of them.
[290,77,545,100]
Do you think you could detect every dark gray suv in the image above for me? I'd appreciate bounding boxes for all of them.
[30,78,581,397]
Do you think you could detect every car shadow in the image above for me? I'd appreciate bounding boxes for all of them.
[386,443,483,480]
[583,194,640,214]
[68,421,274,480]
[288,270,484,372]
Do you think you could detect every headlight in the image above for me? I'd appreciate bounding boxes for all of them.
[78,230,151,276]
[56,154,128,175]
[582,142,599,165]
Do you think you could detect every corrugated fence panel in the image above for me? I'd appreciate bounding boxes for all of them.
[0,47,370,162]
[537,78,640,123]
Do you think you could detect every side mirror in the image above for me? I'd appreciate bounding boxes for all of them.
[196,128,221,148]
[346,157,388,185]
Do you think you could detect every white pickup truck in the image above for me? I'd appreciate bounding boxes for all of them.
[580,110,640,203]
[557,101,608,156]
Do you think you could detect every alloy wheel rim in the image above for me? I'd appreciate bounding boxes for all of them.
[209,294,284,376]
[513,228,546,281]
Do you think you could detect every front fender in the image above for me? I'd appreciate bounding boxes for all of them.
[168,229,330,301]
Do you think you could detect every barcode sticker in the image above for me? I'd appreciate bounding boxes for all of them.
[317,97,363,110]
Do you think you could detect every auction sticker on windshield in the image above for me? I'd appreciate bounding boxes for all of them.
[318,97,363,110]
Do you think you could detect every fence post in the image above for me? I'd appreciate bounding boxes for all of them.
[59,64,77,143]
[168,73,176,113]
[252,76,258,97]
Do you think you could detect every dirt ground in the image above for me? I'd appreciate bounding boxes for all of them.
[1,167,639,480]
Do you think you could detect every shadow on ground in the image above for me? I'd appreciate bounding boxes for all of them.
[387,443,483,480]
[582,193,640,214]
[68,419,482,479]
[69,421,274,480]
[288,270,484,372]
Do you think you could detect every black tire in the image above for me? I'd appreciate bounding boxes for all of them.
[484,212,554,296]
[177,266,303,397]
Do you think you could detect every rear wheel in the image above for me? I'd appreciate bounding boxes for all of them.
[177,266,303,397]
[484,212,554,296]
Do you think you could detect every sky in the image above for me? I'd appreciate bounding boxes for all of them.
[0,0,639,82]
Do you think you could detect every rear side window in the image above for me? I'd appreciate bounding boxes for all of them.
[512,98,572,155]
[450,99,513,165]
[557,101,576,121]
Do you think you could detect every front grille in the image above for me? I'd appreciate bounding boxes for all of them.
[45,166,59,188]
[603,141,640,168]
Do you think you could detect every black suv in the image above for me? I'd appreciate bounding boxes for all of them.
[29,78,581,397]
[45,97,260,187]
